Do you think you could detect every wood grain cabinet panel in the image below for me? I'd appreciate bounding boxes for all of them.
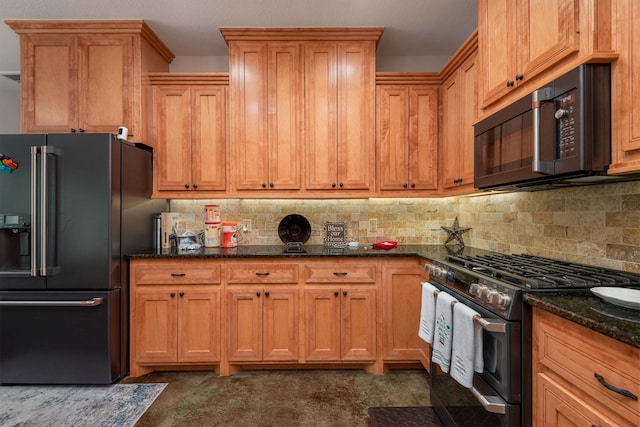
[533,307,640,427]
[7,20,174,139]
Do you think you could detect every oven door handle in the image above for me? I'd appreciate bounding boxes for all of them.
[470,386,507,414]
[474,316,506,333]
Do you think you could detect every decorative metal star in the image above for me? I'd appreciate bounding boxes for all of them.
[441,217,471,247]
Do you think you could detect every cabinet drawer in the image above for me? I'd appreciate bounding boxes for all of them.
[304,264,376,284]
[535,308,640,424]
[133,261,221,285]
[226,263,299,284]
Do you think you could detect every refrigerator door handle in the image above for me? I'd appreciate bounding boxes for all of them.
[0,297,103,307]
[40,145,60,276]
[30,146,39,277]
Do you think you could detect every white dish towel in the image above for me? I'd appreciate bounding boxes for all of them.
[450,303,484,388]
[418,282,438,344]
[431,292,457,373]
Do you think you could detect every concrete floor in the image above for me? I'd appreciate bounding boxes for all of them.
[123,369,432,426]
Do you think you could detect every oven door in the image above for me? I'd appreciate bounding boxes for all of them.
[428,283,523,427]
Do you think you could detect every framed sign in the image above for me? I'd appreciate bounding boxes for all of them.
[323,222,347,248]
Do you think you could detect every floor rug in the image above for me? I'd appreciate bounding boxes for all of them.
[368,406,444,427]
[0,383,167,427]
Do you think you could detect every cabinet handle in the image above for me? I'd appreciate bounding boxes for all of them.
[170,292,176,297]
[179,291,184,297]
[261,183,267,188]
[410,183,416,188]
[334,291,339,297]
[269,183,274,188]
[256,291,261,297]
[255,272,270,277]
[79,128,85,133]
[184,184,190,189]
[515,73,524,81]
[339,182,344,188]
[332,183,337,188]
[594,373,638,400]
[193,184,198,189]
[265,291,270,297]
[70,128,76,133]
[506,80,515,87]
[343,290,347,296]
[171,273,186,277]
[333,272,348,277]
[403,183,408,189]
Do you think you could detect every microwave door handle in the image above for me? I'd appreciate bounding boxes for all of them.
[532,88,555,174]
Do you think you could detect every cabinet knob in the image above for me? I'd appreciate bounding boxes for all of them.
[78,128,85,133]
[506,80,515,87]
[269,183,274,188]
[410,183,416,188]
[403,183,408,189]
[339,182,344,188]
[170,292,176,298]
[515,73,524,81]
[262,183,267,188]
[193,184,198,189]
[343,290,347,296]
[179,291,184,297]
[184,184,190,189]
[70,128,76,133]
[332,183,337,188]
[334,291,339,297]
[256,291,261,297]
[265,291,270,297]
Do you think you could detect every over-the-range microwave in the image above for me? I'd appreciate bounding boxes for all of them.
[473,64,635,191]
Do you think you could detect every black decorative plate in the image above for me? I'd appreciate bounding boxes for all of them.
[278,214,311,244]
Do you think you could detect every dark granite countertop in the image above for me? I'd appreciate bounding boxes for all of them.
[524,292,640,349]
[127,244,497,261]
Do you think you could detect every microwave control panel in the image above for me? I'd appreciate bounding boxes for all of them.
[555,90,577,159]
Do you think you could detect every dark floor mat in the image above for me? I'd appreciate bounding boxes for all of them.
[368,406,444,427]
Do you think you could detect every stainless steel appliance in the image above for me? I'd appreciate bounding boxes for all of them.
[0,133,166,384]
[472,64,633,191]
[424,253,640,427]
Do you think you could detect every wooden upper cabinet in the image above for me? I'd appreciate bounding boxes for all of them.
[376,76,439,194]
[305,41,376,193]
[227,41,302,193]
[221,28,382,197]
[441,47,478,192]
[477,0,616,112]
[150,74,228,196]
[7,20,174,138]
[610,0,640,175]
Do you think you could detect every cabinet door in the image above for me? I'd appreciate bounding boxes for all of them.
[263,287,299,361]
[535,374,616,427]
[134,287,178,364]
[381,264,428,361]
[178,288,220,363]
[377,85,409,191]
[230,42,269,190]
[408,86,439,190]
[267,43,302,190]
[191,86,227,191]
[21,35,77,133]
[227,288,263,361]
[340,288,376,361]
[305,43,339,190]
[154,85,193,191]
[77,35,134,134]
[337,42,375,190]
[442,53,477,191]
[304,288,341,361]
[610,0,640,174]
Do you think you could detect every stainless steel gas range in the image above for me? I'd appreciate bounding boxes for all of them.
[424,253,640,427]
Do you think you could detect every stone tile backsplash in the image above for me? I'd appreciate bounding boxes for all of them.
[170,180,640,273]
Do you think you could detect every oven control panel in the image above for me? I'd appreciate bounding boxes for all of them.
[425,260,521,320]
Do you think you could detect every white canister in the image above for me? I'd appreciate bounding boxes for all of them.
[204,222,221,247]
[222,221,238,248]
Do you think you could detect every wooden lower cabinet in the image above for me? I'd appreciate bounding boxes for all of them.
[380,260,430,370]
[533,307,640,427]
[304,287,376,362]
[226,286,299,362]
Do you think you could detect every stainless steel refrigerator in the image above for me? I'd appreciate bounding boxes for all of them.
[0,133,166,384]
